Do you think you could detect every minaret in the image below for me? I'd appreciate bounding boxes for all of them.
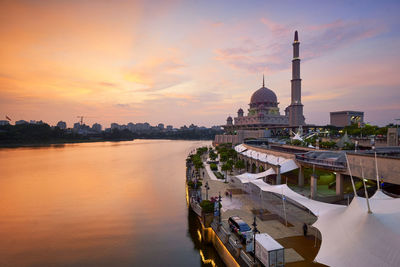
[288,30,305,126]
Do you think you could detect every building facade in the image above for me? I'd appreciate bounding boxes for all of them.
[330,111,364,127]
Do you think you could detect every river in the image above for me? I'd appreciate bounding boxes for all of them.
[0,140,225,267]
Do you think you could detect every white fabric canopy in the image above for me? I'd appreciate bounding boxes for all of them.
[238,147,290,166]
[235,168,276,184]
[371,189,393,200]
[314,194,400,267]
[279,159,299,174]
[235,144,247,153]
[249,180,344,216]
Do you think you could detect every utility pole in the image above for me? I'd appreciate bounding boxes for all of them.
[218,192,222,225]
[205,181,210,201]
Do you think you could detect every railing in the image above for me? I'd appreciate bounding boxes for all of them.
[295,154,347,169]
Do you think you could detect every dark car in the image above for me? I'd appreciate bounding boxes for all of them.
[228,216,252,243]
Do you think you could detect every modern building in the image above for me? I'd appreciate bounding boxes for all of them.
[330,111,364,127]
[92,123,102,132]
[73,122,81,130]
[215,31,306,145]
[57,121,67,129]
[0,120,10,126]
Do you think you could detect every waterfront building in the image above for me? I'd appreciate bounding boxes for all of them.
[330,110,364,127]
[57,121,67,129]
[0,120,10,126]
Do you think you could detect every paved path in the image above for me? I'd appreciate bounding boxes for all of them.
[200,157,321,265]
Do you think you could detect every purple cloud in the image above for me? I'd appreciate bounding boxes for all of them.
[215,18,385,74]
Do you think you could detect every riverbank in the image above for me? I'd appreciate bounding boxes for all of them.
[186,147,324,267]
[0,138,134,148]
[0,137,218,148]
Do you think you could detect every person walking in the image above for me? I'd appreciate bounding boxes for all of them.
[303,223,308,237]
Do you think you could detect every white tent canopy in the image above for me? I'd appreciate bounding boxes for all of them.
[279,159,299,174]
[235,144,247,153]
[314,195,400,267]
[249,178,400,266]
[249,180,345,216]
[236,144,289,166]
[235,168,276,183]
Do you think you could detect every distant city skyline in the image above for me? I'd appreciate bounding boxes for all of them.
[0,0,399,127]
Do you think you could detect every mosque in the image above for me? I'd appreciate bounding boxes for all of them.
[215,31,306,145]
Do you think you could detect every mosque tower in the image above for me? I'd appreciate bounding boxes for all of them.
[287,30,305,126]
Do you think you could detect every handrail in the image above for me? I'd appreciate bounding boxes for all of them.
[295,154,347,168]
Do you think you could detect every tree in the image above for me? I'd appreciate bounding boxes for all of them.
[234,160,245,173]
[209,150,217,160]
[221,162,232,183]
[220,152,229,162]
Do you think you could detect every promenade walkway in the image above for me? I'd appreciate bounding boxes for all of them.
[200,158,324,266]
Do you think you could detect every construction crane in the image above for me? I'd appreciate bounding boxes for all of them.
[76,116,95,125]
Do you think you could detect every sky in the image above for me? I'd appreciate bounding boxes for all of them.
[0,0,399,128]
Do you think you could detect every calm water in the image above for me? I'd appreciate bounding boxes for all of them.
[0,140,225,267]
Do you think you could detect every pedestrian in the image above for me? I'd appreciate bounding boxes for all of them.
[303,223,308,237]
[203,171,205,177]
[230,191,232,200]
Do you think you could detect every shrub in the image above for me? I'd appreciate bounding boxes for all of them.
[210,163,218,171]
[187,180,202,189]
[200,200,214,213]
[214,171,224,179]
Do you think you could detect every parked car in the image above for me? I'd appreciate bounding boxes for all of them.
[228,216,252,243]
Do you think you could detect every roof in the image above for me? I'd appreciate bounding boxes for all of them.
[255,233,284,251]
[250,86,278,105]
[330,110,364,115]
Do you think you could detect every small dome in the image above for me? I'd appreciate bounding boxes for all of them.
[237,108,244,113]
[250,86,277,105]
[226,116,233,125]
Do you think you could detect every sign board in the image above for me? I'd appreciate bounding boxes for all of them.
[214,201,219,217]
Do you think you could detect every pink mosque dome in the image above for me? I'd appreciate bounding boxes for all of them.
[249,76,278,107]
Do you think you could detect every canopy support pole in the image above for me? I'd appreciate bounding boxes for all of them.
[360,159,372,214]
[374,151,380,190]
[345,153,357,196]
[282,187,288,227]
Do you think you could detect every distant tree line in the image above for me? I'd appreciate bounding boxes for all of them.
[0,124,134,145]
[0,123,222,145]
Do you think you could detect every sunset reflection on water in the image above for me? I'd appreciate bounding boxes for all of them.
[0,140,221,266]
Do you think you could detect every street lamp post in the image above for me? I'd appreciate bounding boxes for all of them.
[252,215,260,263]
[205,181,210,200]
[218,192,222,225]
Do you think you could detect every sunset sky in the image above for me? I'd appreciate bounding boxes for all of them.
[1,0,399,128]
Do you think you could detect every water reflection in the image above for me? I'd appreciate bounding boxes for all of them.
[187,210,226,267]
[0,140,219,267]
